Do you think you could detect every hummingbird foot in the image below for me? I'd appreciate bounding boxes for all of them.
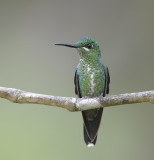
[99,94,104,103]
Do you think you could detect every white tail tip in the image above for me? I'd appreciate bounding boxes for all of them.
[87,143,95,147]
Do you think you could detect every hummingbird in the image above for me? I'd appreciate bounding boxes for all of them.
[55,37,110,147]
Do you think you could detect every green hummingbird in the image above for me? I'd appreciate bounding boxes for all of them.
[55,37,110,147]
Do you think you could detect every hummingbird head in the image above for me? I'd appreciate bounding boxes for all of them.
[55,37,101,59]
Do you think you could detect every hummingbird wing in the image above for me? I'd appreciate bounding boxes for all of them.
[104,65,110,95]
[74,68,82,98]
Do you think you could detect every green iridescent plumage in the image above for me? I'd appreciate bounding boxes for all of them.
[55,37,110,146]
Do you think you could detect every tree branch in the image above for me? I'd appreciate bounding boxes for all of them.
[0,87,153,112]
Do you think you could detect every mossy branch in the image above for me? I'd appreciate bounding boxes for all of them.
[0,87,153,112]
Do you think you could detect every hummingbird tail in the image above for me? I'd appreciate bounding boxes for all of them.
[83,125,97,147]
[82,108,103,146]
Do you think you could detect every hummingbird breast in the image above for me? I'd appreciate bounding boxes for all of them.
[78,59,105,98]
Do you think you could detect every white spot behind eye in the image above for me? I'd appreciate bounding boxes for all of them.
[82,47,90,51]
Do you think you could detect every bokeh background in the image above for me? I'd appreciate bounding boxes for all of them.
[0,0,154,160]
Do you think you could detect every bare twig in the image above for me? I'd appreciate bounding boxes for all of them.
[0,87,153,112]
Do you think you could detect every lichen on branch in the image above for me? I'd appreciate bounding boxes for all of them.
[0,87,153,112]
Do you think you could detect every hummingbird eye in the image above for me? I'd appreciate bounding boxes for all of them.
[86,43,93,49]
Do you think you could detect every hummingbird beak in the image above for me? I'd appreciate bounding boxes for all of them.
[54,43,78,48]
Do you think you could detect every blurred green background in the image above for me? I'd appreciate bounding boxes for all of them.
[0,0,154,160]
